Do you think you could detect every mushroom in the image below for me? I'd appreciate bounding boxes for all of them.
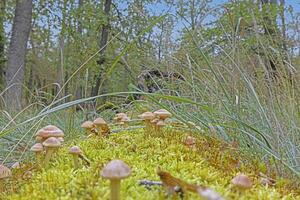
[0,165,12,191]
[11,162,21,169]
[184,136,197,150]
[231,174,253,190]
[69,146,82,169]
[153,109,172,121]
[198,188,225,200]
[36,125,64,141]
[30,143,44,167]
[114,113,128,125]
[101,160,131,200]
[120,116,130,128]
[81,121,95,136]
[94,117,110,135]
[155,120,166,132]
[139,112,155,129]
[42,137,61,167]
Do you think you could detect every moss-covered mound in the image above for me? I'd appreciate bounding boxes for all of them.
[3,128,300,199]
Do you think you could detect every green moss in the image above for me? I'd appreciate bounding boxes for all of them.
[3,129,300,199]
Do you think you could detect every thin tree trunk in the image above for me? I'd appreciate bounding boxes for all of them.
[75,0,83,101]
[0,0,5,89]
[5,0,32,111]
[90,0,112,104]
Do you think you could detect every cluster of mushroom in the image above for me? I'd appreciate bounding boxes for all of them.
[113,113,130,127]
[31,125,64,167]
[139,109,172,131]
[81,117,110,137]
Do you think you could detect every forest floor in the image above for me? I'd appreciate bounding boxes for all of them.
[2,126,300,200]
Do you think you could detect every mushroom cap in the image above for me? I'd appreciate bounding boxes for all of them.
[185,136,196,145]
[231,174,253,189]
[101,159,131,180]
[156,120,166,127]
[0,165,12,179]
[153,109,171,120]
[42,137,61,148]
[36,125,64,138]
[69,146,82,155]
[11,162,21,169]
[30,143,43,152]
[139,112,155,120]
[93,117,107,126]
[81,121,94,129]
[115,113,127,119]
[120,116,130,122]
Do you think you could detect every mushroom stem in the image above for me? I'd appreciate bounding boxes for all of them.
[44,148,55,167]
[110,179,121,200]
[35,152,42,169]
[0,181,3,192]
[72,154,79,169]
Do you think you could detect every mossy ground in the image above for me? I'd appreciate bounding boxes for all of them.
[2,128,300,199]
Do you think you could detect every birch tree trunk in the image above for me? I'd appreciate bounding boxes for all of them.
[5,0,33,111]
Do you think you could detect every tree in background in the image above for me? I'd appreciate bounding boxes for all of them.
[0,0,5,89]
[5,0,33,111]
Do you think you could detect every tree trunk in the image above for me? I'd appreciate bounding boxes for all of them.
[0,0,5,89]
[5,0,32,111]
[90,0,112,104]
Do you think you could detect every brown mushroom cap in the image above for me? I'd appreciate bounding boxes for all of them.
[0,165,12,179]
[153,109,172,120]
[42,137,61,148]
[231,174,253,189]
[139,112,155,121]
[120,116,130,122]
[30,143,44,152]
[93,117,107,126]
[115,113,127,120]
[185,136,196,145]
[69,146,82,155]
[36,125,64,138]
[101,160,131,180]
[81,121,94,129]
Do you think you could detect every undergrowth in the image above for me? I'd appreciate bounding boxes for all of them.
[2,128,299,199]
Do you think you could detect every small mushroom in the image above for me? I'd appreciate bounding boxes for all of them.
[139,112,155,129]
[101,160,131,200]
[198,188,225,200]
[69,146,82,169]
[30,143,44,167]
[0,165,12,191]
[120,116,130,128]
[11,162,21,169]
[184,136,197,150]
[81,121,95,136]
[155,120,166,131]
[231,174,253,190]
[42,137,61,167]
[153,109,172,120]
[94,117,110,135]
